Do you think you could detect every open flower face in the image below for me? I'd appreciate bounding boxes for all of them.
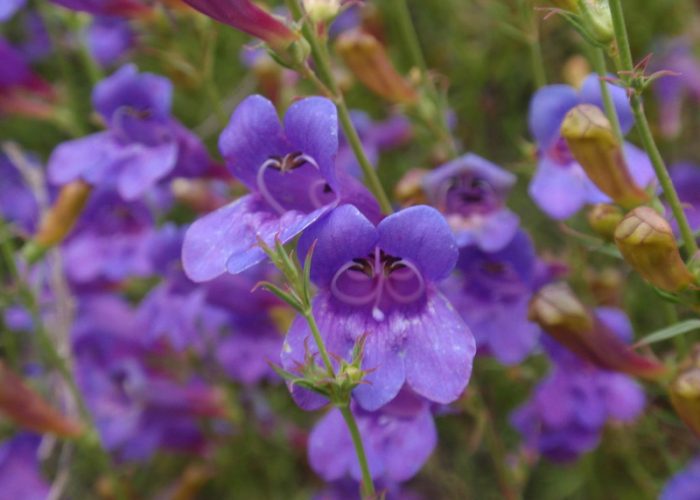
[422,154,519,251]
[283,205,476,411]
[183,95,347,281]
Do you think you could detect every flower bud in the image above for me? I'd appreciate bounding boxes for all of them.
[670,348,700,438]
[579,0,614,45]
[561,104,650,209]
[530,283,667,379]
[335,30,418,104]
[588,203,624,241]
[24,180,92,263]
[0,361,83,437]
[394,168,429,207]
[614,207,695,292]
[303,0,341,24]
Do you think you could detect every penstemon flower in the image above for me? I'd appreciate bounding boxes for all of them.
[182,94,379,282]
[422,153,519,251]
[0,435,50,499]
[48,0,149,16]
[282,204,475,411]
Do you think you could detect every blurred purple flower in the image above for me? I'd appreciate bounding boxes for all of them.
[62,188,155,286]
[48,64,214,200]
[308,389,436,484]
[423,153,519,251]
[85,16,135,68]
[49,0,149,16]
[20,12,52,61]
[0,434,49,500]
[671,163,700,231]
[661,457,700,500]
[0,38,55,117]
[0,0,26,22]
[73,295,224,461]
[182,95,379,282]
[528,74,655,219]
[511,308,645,462]
[651,39,700,139]
[442,230,540,365]
[0,153,39,234]
[282,205,475,411]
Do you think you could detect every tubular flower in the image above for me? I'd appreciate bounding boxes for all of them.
[182,95,379,282]
[282,204,475,411]
[49,0,150,17]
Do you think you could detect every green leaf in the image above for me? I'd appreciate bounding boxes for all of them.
[635,319,700,347]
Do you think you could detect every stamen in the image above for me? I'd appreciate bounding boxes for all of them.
[330,261,378,306]
[256,158,287,215]
[385,259,426,304]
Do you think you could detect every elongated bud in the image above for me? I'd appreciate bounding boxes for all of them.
[335,30,418,104]
[670,347,700,438]
[0,362,83,437]
[395,168,429,207]
[588,203,624,240]
[303,0,341,24]
[561,104,650,208]
[578,0,614,44]
[614,207,695,292]
[530,283,667,379]
[24,180,92,263]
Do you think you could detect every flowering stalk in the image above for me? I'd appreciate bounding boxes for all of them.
[258,239,376,498]
[388,0,458,157]
[590,47,624,144]
[607,0,699,260]
[285,0,392,215]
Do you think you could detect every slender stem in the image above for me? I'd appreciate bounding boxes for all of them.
[388,0,458,157]
[302,310,336,377]
[608,0,699,259]
[285,0,393,214]
[590,48,623,144]
[525,0,547,88]
[339,405,376,499]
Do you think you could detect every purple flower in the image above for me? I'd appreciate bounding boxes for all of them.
[48,65,213,200]
[49,0,149,16]
[671,163,700,231]
[423,153,519,251]
[282,204,475,411]
[0,0,26,22]
[661,457,700,500]
[511,308,645,462]
[308,389,436,484]
[0,434,49,500]
[0,153,39,234]
[62,188,155,285]
[442,230,540,365]
[85,16,135,68]
[182,95,379,281]
[73,295,224,461]
[0,38,55,117]
[651,39,700,139]
[528,74,655,219]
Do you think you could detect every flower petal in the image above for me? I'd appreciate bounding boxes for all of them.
[218,94,287,189]
[47,132,121,185]
[528,84,580,149]
[404,291,475,404]
[377,205,457,281]
[283,96,339,188]
[579,74,634,135]
[117,140,178,200]
[528,157,589,219]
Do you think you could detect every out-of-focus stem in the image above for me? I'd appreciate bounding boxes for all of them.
[608,0,699,260]
[526,0,547,88]
[285,0,393,214]
[388,0,458,157]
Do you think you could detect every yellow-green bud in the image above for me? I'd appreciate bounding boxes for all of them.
[614,207,695,292]
[670,348,700,438]
[561,104,650,209]
[588,203,624,241]
[303,0,341,24]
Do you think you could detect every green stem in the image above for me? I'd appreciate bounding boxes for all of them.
[339,405,376,499]
[302,310,336,378]
[590,48,623,144]
[525,0,547,88]
[388,0,458,157]
[608,0,699,260]
[285,0,393,214]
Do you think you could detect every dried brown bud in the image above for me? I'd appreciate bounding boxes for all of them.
[335,30,418,104]
[670,347,700,438]
[34,180,92,248]
[588,203,624,241]
[530,283,667,379]
[561,104,650,208]
[614,206,695,292]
